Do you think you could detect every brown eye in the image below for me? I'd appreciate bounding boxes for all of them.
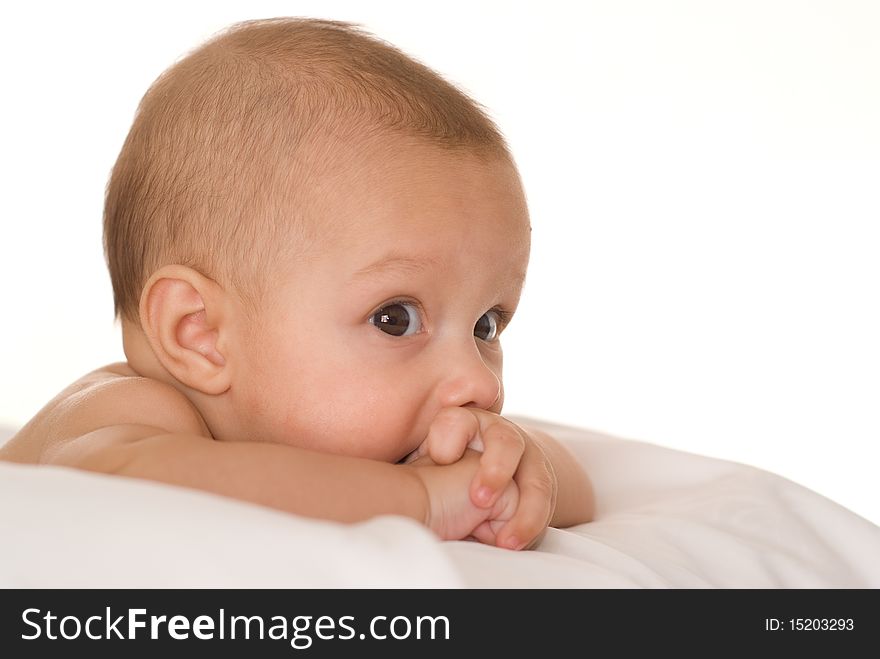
[369,302,422,337]
[474,311,500,342]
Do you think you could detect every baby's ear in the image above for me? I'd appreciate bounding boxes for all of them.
[139,265,231,395]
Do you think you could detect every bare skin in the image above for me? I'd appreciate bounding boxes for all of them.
[1,139,594,548]
[0,363,526,540]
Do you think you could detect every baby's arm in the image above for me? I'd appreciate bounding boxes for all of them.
[37,377,509,541]
[59,430,518,543]
[55,425,431,524]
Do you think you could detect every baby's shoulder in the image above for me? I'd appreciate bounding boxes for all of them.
[0,363,209,463]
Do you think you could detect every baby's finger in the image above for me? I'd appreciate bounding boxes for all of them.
[496,485,552,551]
[423,407,480,465]
[470,421,524,508]
[468,520,498,546]
[496,449,555,551]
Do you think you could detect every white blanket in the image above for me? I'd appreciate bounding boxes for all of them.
[1,419,877,588]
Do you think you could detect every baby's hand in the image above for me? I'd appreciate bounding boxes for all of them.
[406,408,557,550]
[408,449,519,545]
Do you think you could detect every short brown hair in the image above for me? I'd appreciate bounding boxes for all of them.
[104,17,511,324]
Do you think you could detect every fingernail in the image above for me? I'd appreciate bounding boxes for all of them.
[505,536,521,550]
[476,486,493,506]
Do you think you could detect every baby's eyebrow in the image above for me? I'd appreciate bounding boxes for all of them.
[351,255,441,280]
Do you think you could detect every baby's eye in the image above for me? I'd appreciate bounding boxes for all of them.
[474,311,501,342]
[369,302,423,337]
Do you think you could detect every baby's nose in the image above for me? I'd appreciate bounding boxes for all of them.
[435,357,502,412]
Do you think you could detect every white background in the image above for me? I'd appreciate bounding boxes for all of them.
[1,1,878,525]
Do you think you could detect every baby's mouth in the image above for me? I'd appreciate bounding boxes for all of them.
[397,446,420,464]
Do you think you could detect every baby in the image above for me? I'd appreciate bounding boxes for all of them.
[0,18,593,550]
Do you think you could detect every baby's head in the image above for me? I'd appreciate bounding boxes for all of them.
[107,18,531,462]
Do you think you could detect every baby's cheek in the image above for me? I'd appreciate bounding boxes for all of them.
[344,396,424,462]
[272,356,428,461]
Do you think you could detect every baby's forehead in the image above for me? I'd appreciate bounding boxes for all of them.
[323,158,527,281]
[279,130,524,231]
